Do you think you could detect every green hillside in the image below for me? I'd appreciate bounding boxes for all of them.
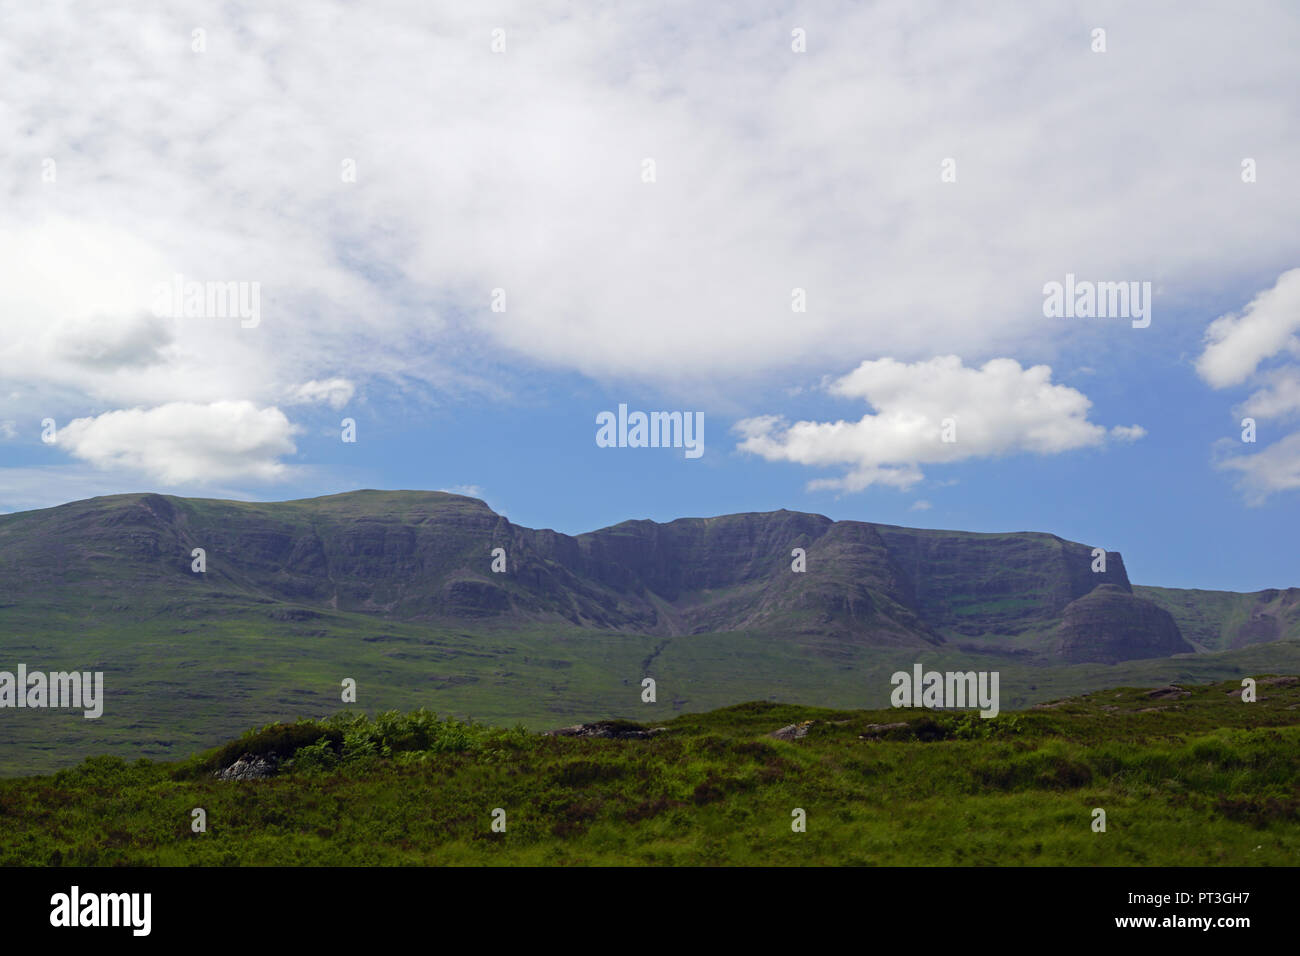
[1,490,1298,776]
[3,675,1297,866]
[1136,585,1300,651]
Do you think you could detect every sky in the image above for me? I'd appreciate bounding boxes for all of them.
[1,1,1299,592]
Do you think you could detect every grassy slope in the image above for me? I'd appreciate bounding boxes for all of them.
[5,571,1300,777]
[2,676,1298,866]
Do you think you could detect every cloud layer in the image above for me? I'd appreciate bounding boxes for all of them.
[1,2,1297,491]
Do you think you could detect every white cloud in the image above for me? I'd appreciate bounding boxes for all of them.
[0,0,1295,417]
[53,312,175,369]
[909,499,932,511]
[1197,268,1300,502]
[286,378,356,410]
[1110,424,1147,442]
[57,402,298,484]
[0,421,16,440]
[735,357,1124,491]
[1237,367,1300,422]
[1215,432,1300,505]
[1196,268,1300,389]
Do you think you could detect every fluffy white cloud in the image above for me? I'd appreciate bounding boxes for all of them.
[735,356,1124,491]
[57,402,298,483]
[1196,269,1300,389]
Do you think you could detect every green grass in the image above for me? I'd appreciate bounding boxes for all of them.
[5,581,1300,778]
[2,675,1298,866]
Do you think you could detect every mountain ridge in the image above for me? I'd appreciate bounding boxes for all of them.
[2,489,1300,776]
[4,488,1294,660]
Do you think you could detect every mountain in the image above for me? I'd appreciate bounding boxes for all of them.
[1134,584,1300,651]
[1,489,1296,775]
[0,489,1162,652]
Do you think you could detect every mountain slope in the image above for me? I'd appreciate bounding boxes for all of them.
[2,489,1295,776]
[1135,584,1300,652]
[0,489,1144,652]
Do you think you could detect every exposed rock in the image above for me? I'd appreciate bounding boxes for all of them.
[1056,585,1194,664]
[1261,676,1300,687]
[543,721,666,740]
[858,722,908,737]
[215,752,278,780]
[769,720,815,741]
[872,525,1132,638]
[1145,685,1190,700]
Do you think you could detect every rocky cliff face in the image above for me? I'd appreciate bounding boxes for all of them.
[1056,584,1193,663]
[0,490,1198,662]
[1135,584,1300,651]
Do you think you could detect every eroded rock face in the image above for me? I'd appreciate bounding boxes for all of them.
[1056,585,1193,663]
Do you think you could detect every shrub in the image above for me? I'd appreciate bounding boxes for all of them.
[203,721,342,772]
[290,736,341,774]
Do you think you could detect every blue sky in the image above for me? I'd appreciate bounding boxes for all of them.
[2,2,1299,593]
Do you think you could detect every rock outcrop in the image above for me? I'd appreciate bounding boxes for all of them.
[215,753,278,780]
[1056,585,1194,663]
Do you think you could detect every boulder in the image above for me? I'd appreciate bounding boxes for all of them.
[215,752,278,780]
